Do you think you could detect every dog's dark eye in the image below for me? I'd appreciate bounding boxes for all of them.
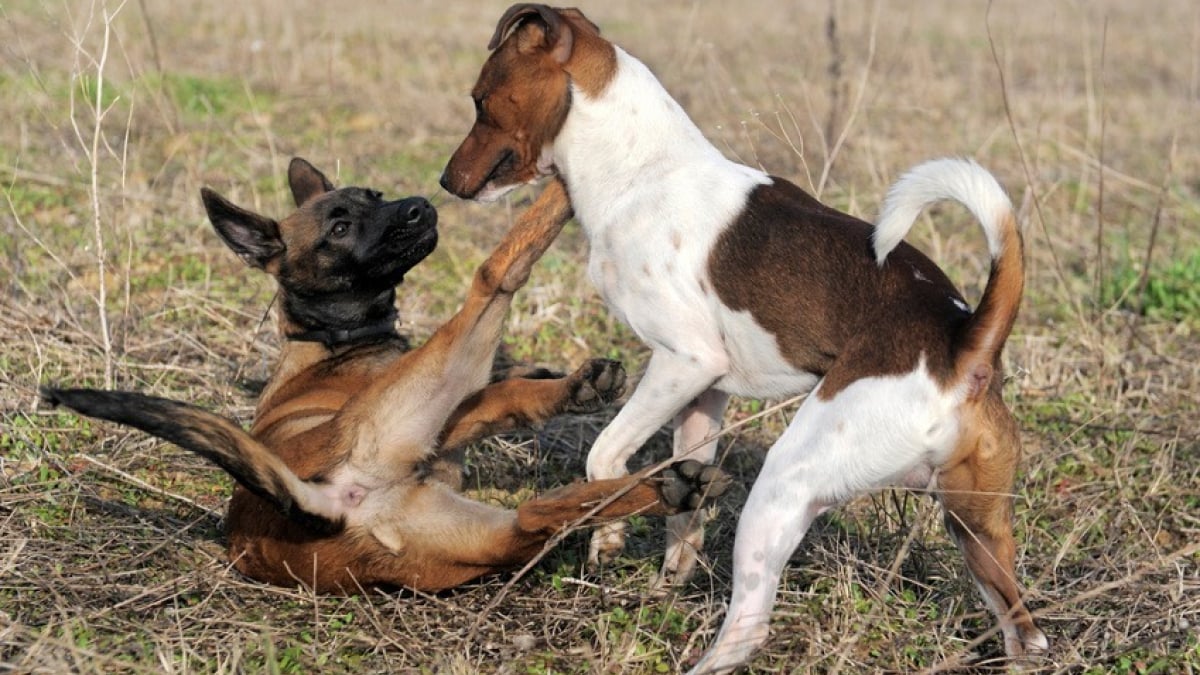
[330,221,350,238]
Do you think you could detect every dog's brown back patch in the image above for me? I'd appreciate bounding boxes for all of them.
[708,178,973,398]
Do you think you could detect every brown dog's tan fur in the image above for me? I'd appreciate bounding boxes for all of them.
[43,161,729,593]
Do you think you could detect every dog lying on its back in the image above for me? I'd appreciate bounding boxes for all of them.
[42,158,729,593]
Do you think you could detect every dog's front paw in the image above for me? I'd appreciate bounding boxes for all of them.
[659,459,732,511]
[563,359,626,413]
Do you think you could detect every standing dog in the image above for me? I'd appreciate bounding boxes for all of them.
[440,5,1048,671]
[42,158,728,594]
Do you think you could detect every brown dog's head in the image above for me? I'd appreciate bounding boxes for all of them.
[201,158,438,337]
[440,4,614,202]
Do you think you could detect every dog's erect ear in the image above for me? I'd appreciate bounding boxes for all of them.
[201,188,285,270]
[288,157,336,208]
[489,4,575,64]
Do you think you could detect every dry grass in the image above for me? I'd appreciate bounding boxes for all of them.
[2,0,1198,672]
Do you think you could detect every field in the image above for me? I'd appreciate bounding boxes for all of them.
[2,0,1198,672]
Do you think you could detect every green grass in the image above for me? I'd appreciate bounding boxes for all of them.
[1105,246,1200,322]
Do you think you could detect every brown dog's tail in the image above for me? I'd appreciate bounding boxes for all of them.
[873,158,1024,400]
[40,387,344,533]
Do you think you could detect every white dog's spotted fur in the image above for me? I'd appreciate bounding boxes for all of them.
[441,6,1047,671]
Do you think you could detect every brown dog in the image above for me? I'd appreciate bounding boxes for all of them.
[441,5,1046,671]
[42,158,728,593]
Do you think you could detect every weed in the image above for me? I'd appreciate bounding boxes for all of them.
[1105,246,1200,322]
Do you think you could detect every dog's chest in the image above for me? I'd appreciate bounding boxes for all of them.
[581,213,818,399]
[585,223,697,325]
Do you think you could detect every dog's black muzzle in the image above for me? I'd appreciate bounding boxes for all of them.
[363,196,439,283]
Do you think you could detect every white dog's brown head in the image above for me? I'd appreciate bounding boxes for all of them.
[440,4,613,202]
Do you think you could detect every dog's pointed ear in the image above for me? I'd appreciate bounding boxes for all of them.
[201,188,285,270]
[489,4,574,64]
[288,157,335,207]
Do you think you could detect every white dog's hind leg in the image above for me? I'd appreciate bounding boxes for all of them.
[690,366,952,673]
[688,474,826,674]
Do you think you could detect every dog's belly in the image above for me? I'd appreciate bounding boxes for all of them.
[715,308,820,398]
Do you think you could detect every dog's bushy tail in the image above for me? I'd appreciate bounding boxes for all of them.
[873,158,1023,398]
[40,387,345,533]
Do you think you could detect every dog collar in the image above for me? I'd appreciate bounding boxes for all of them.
[286,310,399,348]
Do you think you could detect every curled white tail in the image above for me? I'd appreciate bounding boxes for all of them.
[873,158,1024,398]
[873,158,1014,266]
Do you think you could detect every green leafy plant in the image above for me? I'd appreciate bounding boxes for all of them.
[1106,247,1200,322]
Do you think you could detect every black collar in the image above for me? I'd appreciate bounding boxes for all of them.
[285,310,399,348]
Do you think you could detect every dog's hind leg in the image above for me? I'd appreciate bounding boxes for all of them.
[691,365,961,673]
[938,400,1048,660]
[687,418,832,674]
[659,387,730,587]
[439,358,625,450]
[370,460,731,590]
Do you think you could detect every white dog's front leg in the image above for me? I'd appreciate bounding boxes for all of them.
[587,349,725,566]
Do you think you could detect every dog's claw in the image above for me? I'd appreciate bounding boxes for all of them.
[659,460,731,511]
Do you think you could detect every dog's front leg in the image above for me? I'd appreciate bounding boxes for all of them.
[659,388,730,587]
[586,348,726,566]
[438,358,625,450]
[342,180,573,470]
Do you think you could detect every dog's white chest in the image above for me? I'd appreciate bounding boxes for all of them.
[584,221,706,336]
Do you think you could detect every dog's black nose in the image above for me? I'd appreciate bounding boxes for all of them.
[406,202,425,223]
[399,197,434,225]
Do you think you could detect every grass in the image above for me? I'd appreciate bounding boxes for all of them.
[3,0,1199,672]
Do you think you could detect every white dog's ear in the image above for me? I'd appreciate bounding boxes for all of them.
[557,8,601,36]
[489,4,575,64]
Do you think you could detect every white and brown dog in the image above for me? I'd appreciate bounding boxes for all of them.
[441,4,1048,671]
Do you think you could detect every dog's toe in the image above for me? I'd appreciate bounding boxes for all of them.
[660,460,731,511]
[699,465,732,497]
[564,359,626,413]
[659,465,693,506]
[587,358,625,401]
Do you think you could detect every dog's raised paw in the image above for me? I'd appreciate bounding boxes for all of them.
[659,459,732,511]
[563,359,626,413]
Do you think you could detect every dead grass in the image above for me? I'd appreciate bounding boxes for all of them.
[2,0,1198,672]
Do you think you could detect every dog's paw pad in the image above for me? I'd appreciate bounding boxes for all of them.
[564,359,626,413]
[660,460,731,510]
